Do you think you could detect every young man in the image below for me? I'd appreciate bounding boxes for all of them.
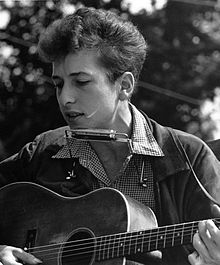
[0,7,220,265]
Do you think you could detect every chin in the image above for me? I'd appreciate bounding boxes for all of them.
[69,124,89,130]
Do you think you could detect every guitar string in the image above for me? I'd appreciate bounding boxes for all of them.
[26,227,203,263]
[26,218,220,254]
[26,223,217,257]
[28,224,195,254]
[26,223,209,260]
[26,216,220,262]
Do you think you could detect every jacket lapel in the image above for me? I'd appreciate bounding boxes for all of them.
[142,113,190,181]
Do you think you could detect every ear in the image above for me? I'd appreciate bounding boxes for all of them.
[118,72,135,101]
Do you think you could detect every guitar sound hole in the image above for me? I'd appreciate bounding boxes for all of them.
[61,229,95,265]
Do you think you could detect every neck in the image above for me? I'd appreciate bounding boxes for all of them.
[90,102,132,154]
[90,140,130,182]
[111,101,132,137]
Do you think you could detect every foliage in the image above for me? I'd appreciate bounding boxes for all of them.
[0,0,220,159]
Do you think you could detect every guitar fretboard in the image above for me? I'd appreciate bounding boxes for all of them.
[95,219,220,261]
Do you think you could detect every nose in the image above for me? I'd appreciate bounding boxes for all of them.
[57,82,77,107]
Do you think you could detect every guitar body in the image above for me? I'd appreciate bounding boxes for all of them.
[0,182,158,265]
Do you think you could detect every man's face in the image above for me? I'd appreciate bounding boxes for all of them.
[52,49,121,130]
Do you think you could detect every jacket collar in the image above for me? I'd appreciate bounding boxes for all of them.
[142,113,190,181]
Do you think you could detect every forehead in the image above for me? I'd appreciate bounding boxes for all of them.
[52,49,104,77]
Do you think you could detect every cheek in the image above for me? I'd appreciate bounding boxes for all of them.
[80,90,101,106]
[80,85,117,113]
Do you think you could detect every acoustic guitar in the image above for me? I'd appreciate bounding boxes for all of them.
[0,182,218,265]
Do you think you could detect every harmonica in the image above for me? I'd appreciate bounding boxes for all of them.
[65,129,130,142]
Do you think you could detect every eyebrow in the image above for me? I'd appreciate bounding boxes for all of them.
[51,72,90,80]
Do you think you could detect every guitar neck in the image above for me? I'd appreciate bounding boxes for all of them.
[95,218,220,261]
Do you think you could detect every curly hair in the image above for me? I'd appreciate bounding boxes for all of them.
[38,7,147,83]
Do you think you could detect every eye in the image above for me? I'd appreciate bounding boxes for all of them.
[75,80,90,86]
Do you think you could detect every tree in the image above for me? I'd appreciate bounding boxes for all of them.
[132,0,220,139]
[0,0,220,159]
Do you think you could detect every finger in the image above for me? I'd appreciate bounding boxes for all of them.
[192,230,210,260]
[198,220,211,239]
[204,220,220,261]
[3,261,23,265]
[13,248,42,264]
[206,220,220,245]
[198,220,220,260]
[211,204,220,217]
[0,257,23,265]
[188,251,201,265]
[0,246,25,265]
[195,221,220,263]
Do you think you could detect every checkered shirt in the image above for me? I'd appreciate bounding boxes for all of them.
[53,104,164,212]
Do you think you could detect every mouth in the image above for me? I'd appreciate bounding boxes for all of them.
[64,111,84,122]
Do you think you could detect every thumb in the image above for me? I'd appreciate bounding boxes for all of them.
[13,248,42,264]
[188,251,200,265]
[211,204,220,217]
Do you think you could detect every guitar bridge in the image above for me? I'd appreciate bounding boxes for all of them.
[24,229,37,252]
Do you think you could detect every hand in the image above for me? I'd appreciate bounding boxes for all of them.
[0,245,42,265]
[188,220,220,265]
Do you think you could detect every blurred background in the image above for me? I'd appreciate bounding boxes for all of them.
[1,0,220,160]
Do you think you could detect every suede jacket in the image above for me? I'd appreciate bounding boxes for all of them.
[1,114,220,265]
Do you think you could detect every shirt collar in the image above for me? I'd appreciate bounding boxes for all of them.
[52,103,164,159]
[130,104,164,156]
